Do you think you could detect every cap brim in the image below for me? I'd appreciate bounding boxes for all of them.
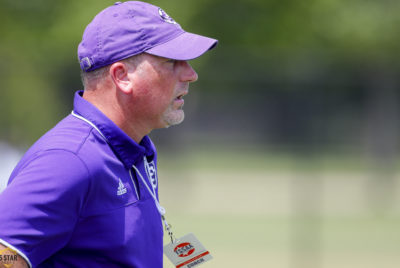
[145,32,218,60]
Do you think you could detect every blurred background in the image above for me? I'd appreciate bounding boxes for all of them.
[1,0,400,267]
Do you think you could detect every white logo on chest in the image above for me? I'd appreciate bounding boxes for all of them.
[117,178,127,196]
[145,159,158,192]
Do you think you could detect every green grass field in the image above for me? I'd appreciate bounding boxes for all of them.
[157,148,400,268]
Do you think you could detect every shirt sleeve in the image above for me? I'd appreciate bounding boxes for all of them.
[0,149,90,267]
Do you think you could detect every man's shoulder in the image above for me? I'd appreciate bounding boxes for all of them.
[8,114,101,182]
[14,114,101,171]
[31,114,95,155]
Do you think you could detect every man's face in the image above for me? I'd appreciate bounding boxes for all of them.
[129,53,198,130]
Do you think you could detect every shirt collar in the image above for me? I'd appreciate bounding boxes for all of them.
[73,90,155,168]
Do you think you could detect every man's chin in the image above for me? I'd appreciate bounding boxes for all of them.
[162,111,185,128]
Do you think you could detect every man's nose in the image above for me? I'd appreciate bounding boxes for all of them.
[179,61,198,83]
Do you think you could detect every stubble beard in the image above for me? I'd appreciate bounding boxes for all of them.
[162,105,185,128]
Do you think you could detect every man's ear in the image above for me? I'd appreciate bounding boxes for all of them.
[109,62,133,94]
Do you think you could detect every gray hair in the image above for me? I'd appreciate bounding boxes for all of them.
[80,54,143,90]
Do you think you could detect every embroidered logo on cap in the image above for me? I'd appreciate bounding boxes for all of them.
[158,8,177,24]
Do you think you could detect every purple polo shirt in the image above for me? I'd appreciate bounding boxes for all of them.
[0,91,163,267]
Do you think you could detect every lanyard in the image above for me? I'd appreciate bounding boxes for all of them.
[72,111,176,243]
[131,163,164,215]
[131,164,176,243]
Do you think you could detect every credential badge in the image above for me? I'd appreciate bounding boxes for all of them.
[164,233,213,268]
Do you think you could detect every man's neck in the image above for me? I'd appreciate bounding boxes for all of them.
[82,89,148,144]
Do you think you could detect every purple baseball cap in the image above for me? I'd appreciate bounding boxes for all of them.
[78,1,218,72]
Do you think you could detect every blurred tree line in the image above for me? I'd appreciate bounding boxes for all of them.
[1,0,400,156]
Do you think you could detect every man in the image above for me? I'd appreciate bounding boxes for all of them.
[0,1,217,267]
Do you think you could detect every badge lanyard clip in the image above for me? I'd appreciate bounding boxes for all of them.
[162,215,177,244]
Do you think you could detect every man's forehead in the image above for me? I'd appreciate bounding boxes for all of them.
[121,53,167,74]
[133,53,176,68]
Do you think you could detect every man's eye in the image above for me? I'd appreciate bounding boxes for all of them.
[167,59,176,64]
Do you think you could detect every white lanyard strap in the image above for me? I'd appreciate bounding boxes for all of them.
[71,111,108,142]
[131,164,165,215]
[72,110,176,242]
[131,164,176,243]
